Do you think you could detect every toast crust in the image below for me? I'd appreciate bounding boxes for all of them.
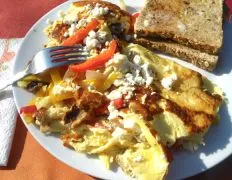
[134,37,218,71]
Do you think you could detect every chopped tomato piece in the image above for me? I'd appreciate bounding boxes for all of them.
[20,105,37,114]
[62,18,99,46]
[112,98,124,109]
[130,12,140,30]
[94,102,109,116]
[70,39,117,72]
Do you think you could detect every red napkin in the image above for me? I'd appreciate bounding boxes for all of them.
[0,0,66,38]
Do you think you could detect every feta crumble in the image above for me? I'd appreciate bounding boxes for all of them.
[63,13,78,25]
[106,53,155,100]
[161,74,178,89]
[123,119,136,129]
[108,102,119,120]
[52,82,79,95]
[112,127,128,139]
[141,94,147,104]
[133,55,141,65]
[91,6,109,17]
[67,23,76,37]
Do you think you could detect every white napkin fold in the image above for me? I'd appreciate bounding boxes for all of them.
[0,39,22,166]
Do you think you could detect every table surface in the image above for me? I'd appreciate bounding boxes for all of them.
[0,0,231,179]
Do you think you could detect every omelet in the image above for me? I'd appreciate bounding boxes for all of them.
[124,44,223,149]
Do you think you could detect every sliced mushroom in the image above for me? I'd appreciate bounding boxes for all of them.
[63,105,80,124]
[27,80,49,92]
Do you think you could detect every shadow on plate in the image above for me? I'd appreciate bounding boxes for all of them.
[214,21,232,75]
[86,154,119,173]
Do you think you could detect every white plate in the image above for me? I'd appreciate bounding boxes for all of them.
[12,0,232,179]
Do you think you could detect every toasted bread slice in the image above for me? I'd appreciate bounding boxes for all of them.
[134,37,218,71]
[135,0,223,55]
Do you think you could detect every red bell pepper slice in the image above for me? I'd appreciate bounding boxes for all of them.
[62,18,99,46]
[20,105,37,114]
[112,98,124,109]
[70,39,117,72]
[130,12,140,30]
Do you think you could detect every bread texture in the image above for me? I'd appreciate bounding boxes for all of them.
[134,37,218,71]
[135,0,223,55]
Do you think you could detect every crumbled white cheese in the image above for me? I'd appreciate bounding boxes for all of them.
[63,31,69,37]
[141,94,147,104]
[52,82,79,95]
[75,19,87,29]
[107,86,135,101]
[123,119,135,129]
[86,38,99,50]
[108,102,119,120]
[97,30,109,43]
[63,13,78,25]
[141,64,154,86]
[85,4,93,10]
[84,29,110,50]
[91,6,109,17]
[106,53,155,100]
[66,23,77,37]
[161,74,178,89]
[106,90,122,100]
[88,30,97,38]
[133,55,141,65]
[106,53,131,73]
[112,127,128,139]
[134,155,144,162]
[105,41,109,46]
[107,53,154,87]
[84,30,99,50]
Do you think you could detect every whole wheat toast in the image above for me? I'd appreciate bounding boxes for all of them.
[134,37,218,71]
[134,0,223,55]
